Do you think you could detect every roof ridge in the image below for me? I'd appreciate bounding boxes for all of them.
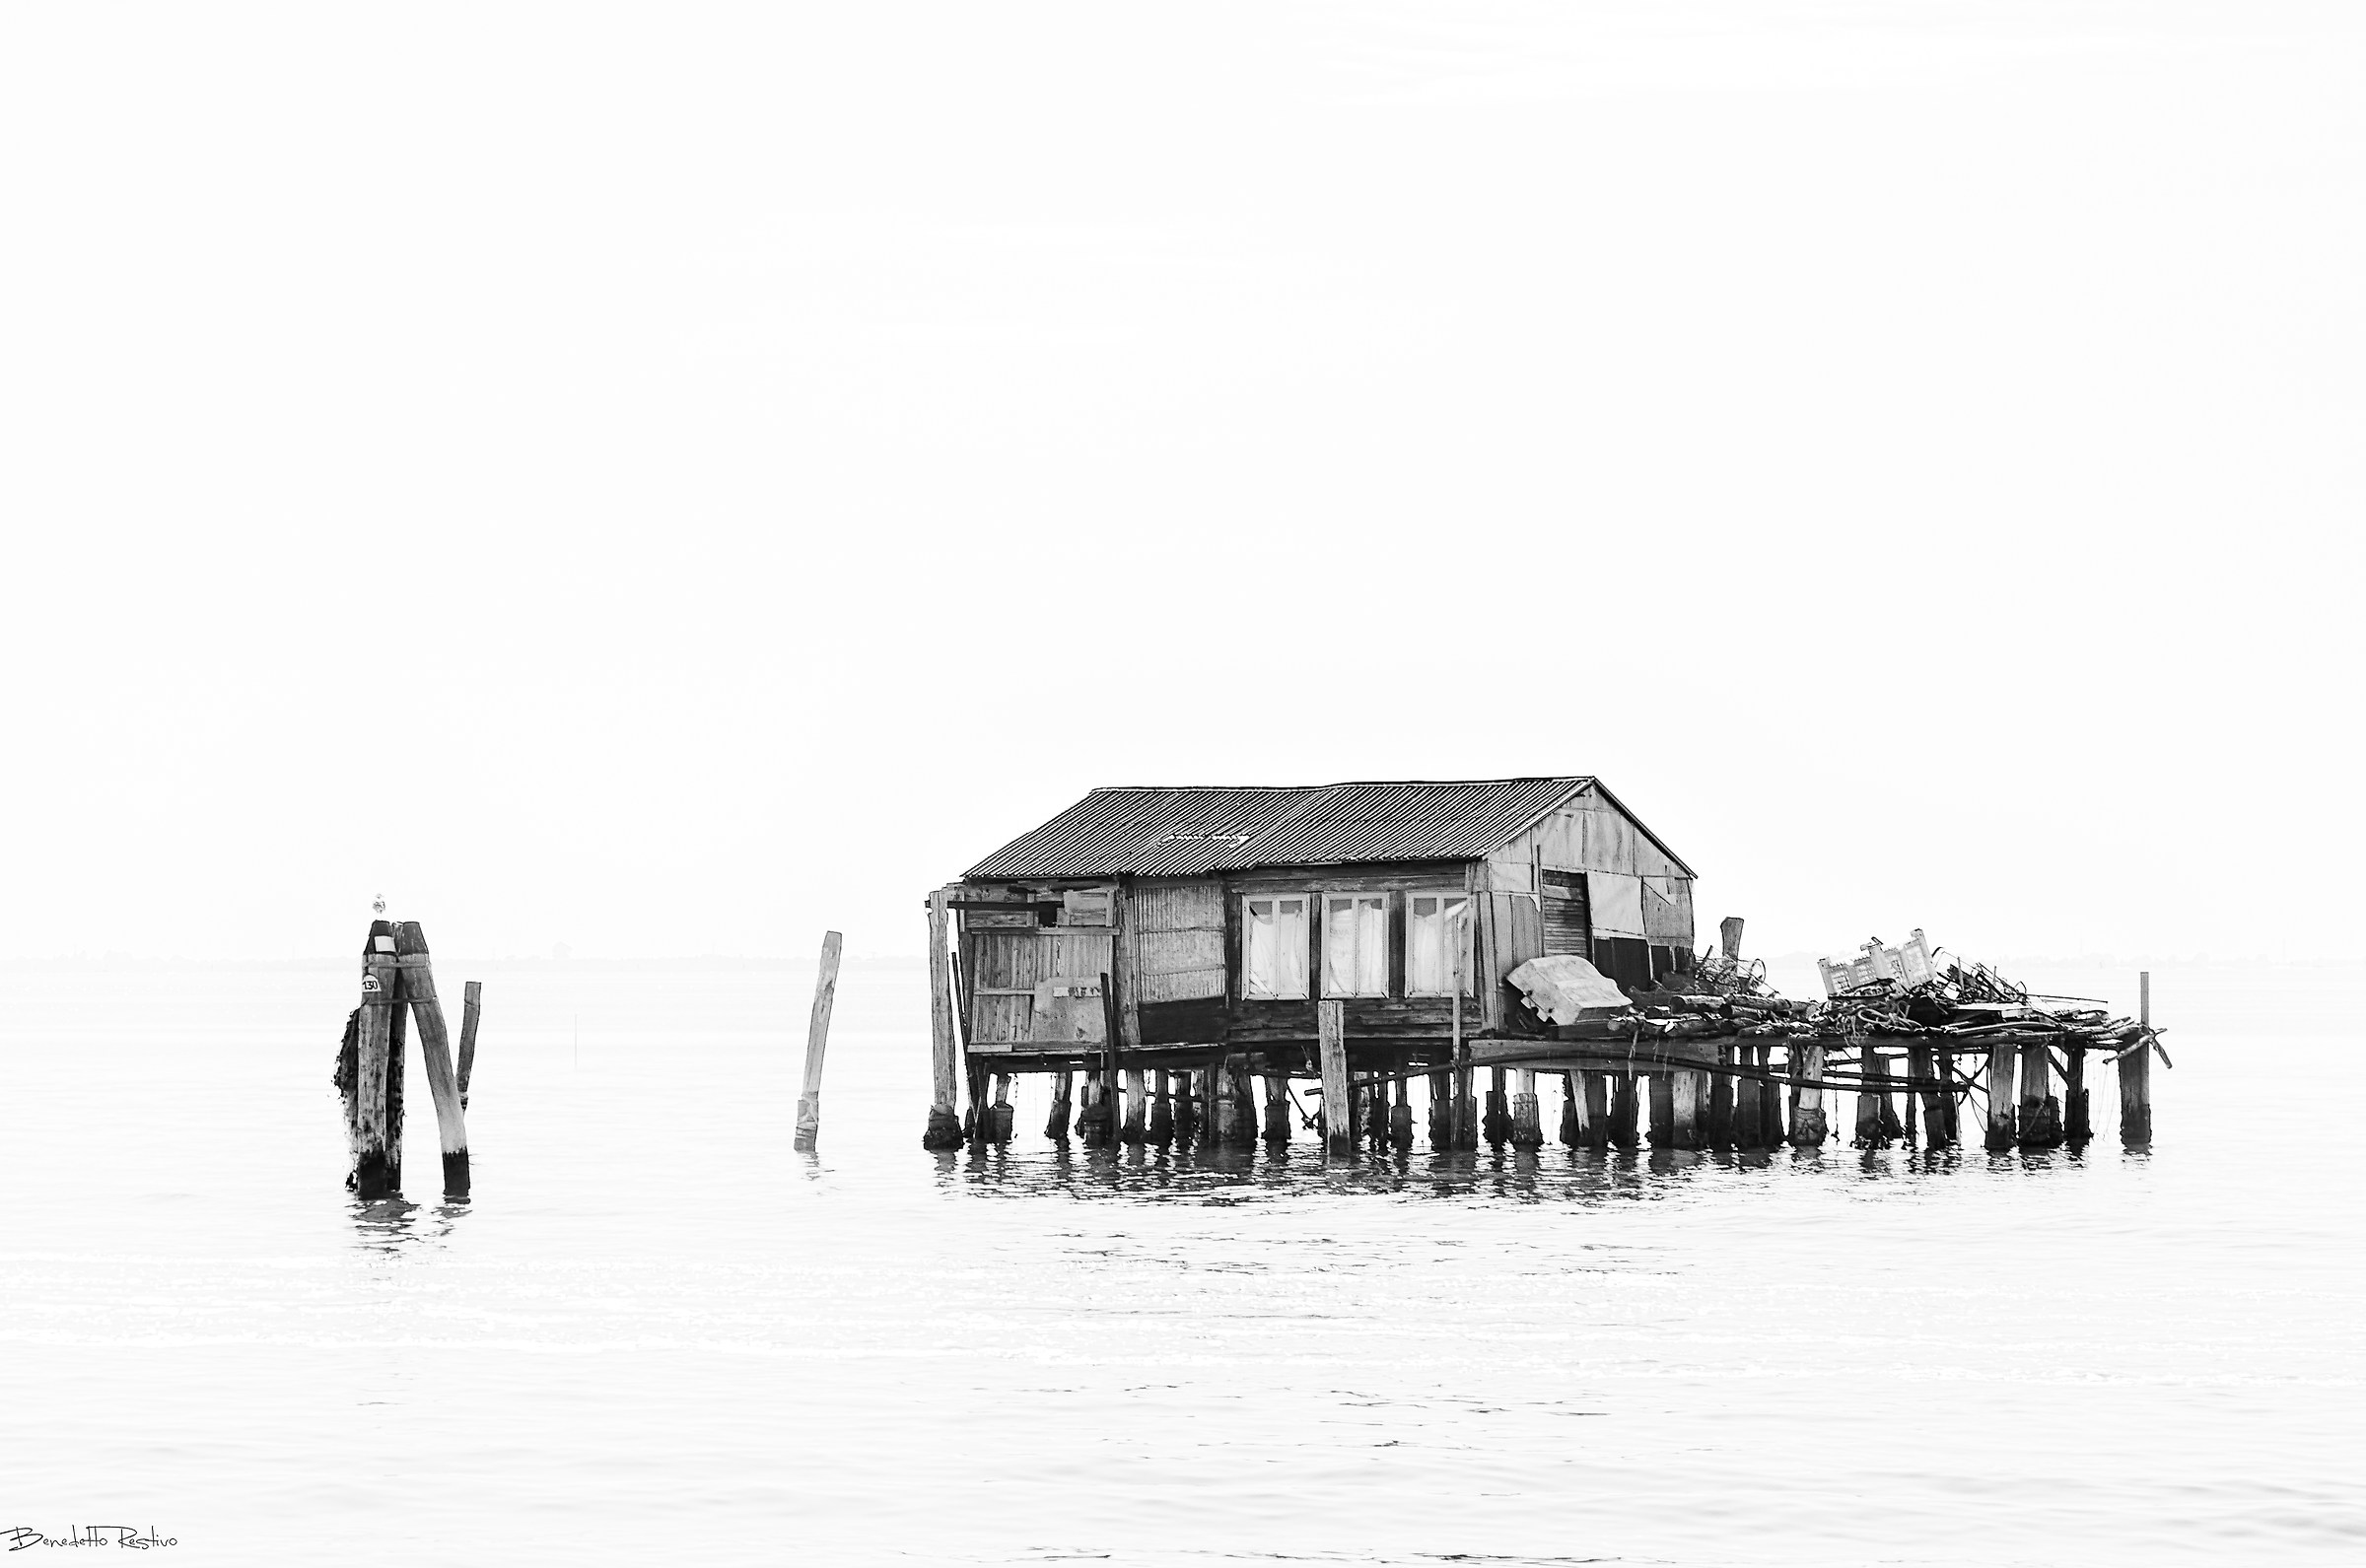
[1087,775,1591,793]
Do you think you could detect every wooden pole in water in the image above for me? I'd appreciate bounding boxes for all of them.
[1760,1047,1784,1147]
[794,930,843,1153]
[350,922,400,1198]
[1731,1051,1763,1150]
[1391,1068,1415,1153]
[2063,1046,2092,1142]
[1046,1070,1074,1143]
[1427,1067,1453,1150]
[1484,1063,1511,1148]
[390,922,470,1196]
[1583,1070,1611,1151]
[1669,1068,1702,1150]
[2016,1041,2062,1148]
[1706,1048,1735,1148]
[1610,1070,1641,1151]
[1790,1044,1829,1147]
[1983,1040,2018,1151]
[1148,1069,1174,1147]
[1852,1045,1884,1147]
[1510,1067,1543,1149]
[1262,1071,1291,1143]
[922,892,963,1149]
[1319,1000,1353,1158]
[1908,1043,1950,1148]
[456,980,483,1110]
[1646,1071,1675,1148]
[1122,1066,1147,1146]
[993,1073,1016,1144]
[2122,972,2154,1145]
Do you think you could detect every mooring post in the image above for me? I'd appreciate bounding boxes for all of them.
[349,922,401,1198]
[1318,1000,1353,1157]
[390,922,470,1196]
[1983,1040,2018,1151]
[1790,1044,1829,1148]
[922,891,963,1149]
[794,929,843,1153]
[457,980,483,1111]
[2122,972,2154,1146]
[2017,1041,2062,1148]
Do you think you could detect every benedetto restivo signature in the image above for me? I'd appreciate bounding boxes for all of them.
[3,1526,177,1551]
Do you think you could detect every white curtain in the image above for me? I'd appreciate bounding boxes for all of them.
[1323,896,1388,996]
[1246,897,1309,998]
[1406,894,1467,995]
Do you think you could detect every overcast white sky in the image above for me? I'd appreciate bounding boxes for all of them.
[4,2,2358,967]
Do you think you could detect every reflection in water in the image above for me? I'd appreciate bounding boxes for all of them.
[347,1194,469,1254]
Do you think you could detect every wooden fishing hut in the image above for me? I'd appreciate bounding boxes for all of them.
[920,777,1700,1154]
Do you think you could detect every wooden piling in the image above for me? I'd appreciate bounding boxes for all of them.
[1908,1043,1952,1148]
[1669,1069,1702,1150]
[1583,1070,1611,1151]
[2121,973,2153,1146]
[456,980,483,1110]
[1610,1070,1641,1151]
[1732,1052,1764,1150]
[1147,1070,1174,1147]
[390,923,470,1196]
[1363,1070,1391,1150]
[1122,1066,1147,1146]
[1427,1069,1453,1150]
[1319,1000,1353,1158]
[1177,1067,1203,1149]
[1558,1071,1581,1148]
[1758,1047,1783,1147]
[1983,1041,2018,1152]
[1262,1071,1291,1143]
[794,930,843,1153]
[1510,1067,1543,1149]
[1789,1044,1829,1148]
[1706,1048,1735,1148]
[2017,1042,2062,1148]
[2064,1047,2092,1143]
[1646,1071,1676,1148]
[993,1073,1016,1144]
[1046,1069,1075,1142]
[1485,1064,1512,1148]
[349,924,400,1198]
[1391,1070,1415,1153]
[922,891,963,1149]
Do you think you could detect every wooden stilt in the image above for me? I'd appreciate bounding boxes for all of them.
[1362,1069,1390,1150]
[794,930,843,1153]
[1510,1067,1543,1149]
[1732,1052,1764,1150]
[1852,1045,1884,1147]
[1452,1059,1479,1151]
[1759,1047,1783,1147]
[383,986,408,1190]
[1147,1070,1174,1147]
[456,980,483,1111]
[1558,1071,1581,1148]
[1583,1070,1611,1151]
[1909,1043,1950,1147]
[1122,1066,1147,1145]
[390,923,469,1196]
[1610,1071,1640,1151]
[2064,1047,2092,1143]
[993,1073,1016,1144]
[1790,1044,1829,1148]
[1706,1048,1735,1148]
[1984,1040,2018,1151]
[1646,1071,1675,1148]
[922,891,963,1149]
[1045,1070,1074,1142]
[2017,1042,2062,1148]
[1318,1001,1353,1158]
[1427,1069,1453,1150]
[1262,1072,1291,1143]
[1390,1069,1415,1153]
[1179,1067,1205,1149]
[1668,1069,1702,1150]
[1484,1063,1512,1148]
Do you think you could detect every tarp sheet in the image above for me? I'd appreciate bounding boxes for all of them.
[1586,871,1646,937]
[1506,954,1630,1024]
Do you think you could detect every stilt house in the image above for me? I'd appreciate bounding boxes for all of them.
[940,777,1696,1068]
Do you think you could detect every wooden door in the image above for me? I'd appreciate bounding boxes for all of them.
[1542,870,1591,958]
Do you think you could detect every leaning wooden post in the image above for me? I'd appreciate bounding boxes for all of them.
[794,930,844,1152]
[1983,1040,2019,1152]
[2017,1040,2062,1148]
[1789,1044,1829,1148]
[457,980,484,1110]
[349,922,400,1197]
[922,891,963,1149]
[2122,972,2154,1146]
[1318,1000,1353,1158]
[390,922,471,1196]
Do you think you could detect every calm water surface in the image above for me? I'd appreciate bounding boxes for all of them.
[3,960,2359,1566]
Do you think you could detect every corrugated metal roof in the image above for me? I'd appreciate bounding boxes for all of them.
[964,777,1607,879]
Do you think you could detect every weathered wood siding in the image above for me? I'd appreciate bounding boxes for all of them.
[1489,784,1695,956]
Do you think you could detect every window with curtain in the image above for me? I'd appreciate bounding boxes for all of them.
[1241,895,1310,999]
[1321,894,1389,996]
[1405,892,1472,996]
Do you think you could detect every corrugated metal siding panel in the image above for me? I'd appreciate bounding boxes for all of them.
[965,779,1595,880]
